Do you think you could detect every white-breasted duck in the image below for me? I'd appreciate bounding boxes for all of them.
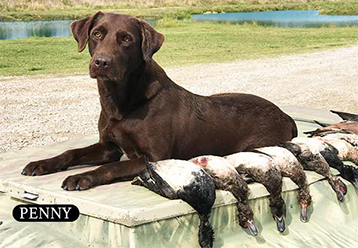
[133,159,216,248]
[225,152,287,233]
[254,147,312,223]
[281,138,347,202]
[191,155,259,236]
[311,133,358,191]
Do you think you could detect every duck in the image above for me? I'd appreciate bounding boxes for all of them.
[281,138,347,202]
[305,126,354,137]
[133,158,216,248]
[330,110,358,122]
[225,152,287,233]
[191,155,259,236]
[254,147,312,223]
[305,110,358,136]
[311,133,358,192]
[307,121,358,136]
[305,132,358,164]
[317,132,358,150]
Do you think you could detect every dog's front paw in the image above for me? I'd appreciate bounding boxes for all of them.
[22,159,62,176]
[61,172,98,191]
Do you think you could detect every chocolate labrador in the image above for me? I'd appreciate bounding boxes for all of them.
[22,12,297,191]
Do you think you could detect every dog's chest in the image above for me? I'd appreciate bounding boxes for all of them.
[104,120,141,159]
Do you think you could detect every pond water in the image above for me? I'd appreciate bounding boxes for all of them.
[191,10,358,28]
[0,20,73,40]
[2,10,358,40]
[0,19,157,40]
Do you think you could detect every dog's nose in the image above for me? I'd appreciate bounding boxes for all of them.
[94,56,111,69]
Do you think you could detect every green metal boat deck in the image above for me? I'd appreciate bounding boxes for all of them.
[0,106,357,248]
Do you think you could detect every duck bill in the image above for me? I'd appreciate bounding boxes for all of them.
[336,190,345,203]
[246,220,259,237]
[274,216,286,233]
[300,204,308,223]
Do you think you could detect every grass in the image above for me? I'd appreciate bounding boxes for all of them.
[2,1,358,21]
[1,21,358,76]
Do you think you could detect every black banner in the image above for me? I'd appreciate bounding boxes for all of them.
[13,204,79,222]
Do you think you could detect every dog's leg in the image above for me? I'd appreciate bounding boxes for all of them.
[61,157,146,190]
[22,142,122,176]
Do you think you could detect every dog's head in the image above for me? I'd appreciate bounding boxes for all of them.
[70,12,164,82]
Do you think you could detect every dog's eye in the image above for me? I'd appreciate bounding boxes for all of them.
[123,35,131,43]
[93,31,102,39]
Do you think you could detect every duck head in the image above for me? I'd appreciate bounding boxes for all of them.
[237,206,259,236]
[240,217,259,237]
[246,219,259,236]
[297,189,312,223]
[274,215,286,233]
[270,202,286,233]
[300,202,309,223]
[335,179,347,203]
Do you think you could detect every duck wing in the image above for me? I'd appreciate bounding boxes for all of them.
[304,128,352,137]
[331,110,358,121]
[177,171,216,216]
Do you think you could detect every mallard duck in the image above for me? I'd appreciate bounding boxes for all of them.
[191,155,259,236]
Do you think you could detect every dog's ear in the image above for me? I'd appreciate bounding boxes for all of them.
[138,19,165,60]
[70,12,104,52]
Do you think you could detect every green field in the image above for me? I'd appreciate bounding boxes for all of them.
[2,1,358,21]
[1,21,358,77]
[2,0,358,77]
